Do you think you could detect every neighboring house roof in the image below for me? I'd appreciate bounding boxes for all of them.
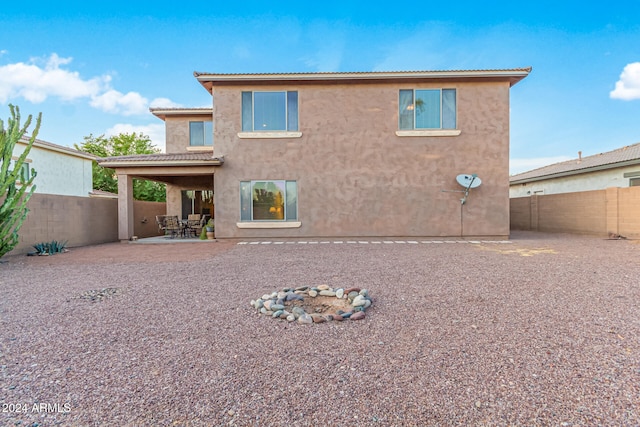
[194,68,532,93]
[99,152,224,167]
[89,189,118,199]
[18,136,97,161]
[510,142,640,184]
[150,108,212,120]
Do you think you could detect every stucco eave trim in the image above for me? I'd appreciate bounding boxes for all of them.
[396,130,462,137]
[150,108,213,120]
[236,221,302,229]
[237,132,303,139]
[185,146,214,152]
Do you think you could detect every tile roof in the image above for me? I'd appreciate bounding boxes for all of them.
[193,68,533,78]
[510,142,640,183]
[194,68,532,91]
[89,189,118,198]
[19,136,97,160]
[149,107,212,120]
[149,107,212,112]
[100,152,219,163]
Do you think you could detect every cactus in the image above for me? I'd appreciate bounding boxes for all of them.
[0,104,41,259]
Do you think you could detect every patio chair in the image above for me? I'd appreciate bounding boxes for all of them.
[163,215,182,239]
[155,215,168,234]
[185,214,202,238]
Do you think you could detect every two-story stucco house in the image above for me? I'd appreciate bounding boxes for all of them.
[100,68,531,240]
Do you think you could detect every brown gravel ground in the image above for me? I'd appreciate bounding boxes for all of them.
[1,231,639,426]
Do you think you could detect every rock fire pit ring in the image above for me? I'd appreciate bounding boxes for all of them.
[250,285,373,324]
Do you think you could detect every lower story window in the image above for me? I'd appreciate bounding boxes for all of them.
[240,180,297,221]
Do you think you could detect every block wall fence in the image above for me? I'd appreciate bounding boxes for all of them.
[510,187,640,239]
[5,194,166,256]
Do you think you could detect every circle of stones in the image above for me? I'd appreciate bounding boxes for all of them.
[250,285,373,324]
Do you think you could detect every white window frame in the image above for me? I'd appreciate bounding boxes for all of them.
[396,88,461,137]
[237,180,301,229]
[188,121,213,150]
[239,91,301,139]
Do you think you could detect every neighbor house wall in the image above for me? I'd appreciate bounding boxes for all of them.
[14,141,93,197]
[510,186,640,238]
[5,194,166,256]
[509,165,640,197]
[212,80,512,239]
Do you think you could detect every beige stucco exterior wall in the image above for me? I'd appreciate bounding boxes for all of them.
[212,80,512,239]
[165,184,182,217]
[509,165,640,197]
[164,115,213,154]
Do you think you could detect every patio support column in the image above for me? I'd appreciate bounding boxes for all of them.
[117,173,134,241]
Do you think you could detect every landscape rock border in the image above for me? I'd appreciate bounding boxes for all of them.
[250,285,373,324]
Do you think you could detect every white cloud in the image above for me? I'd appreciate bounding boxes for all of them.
[0,53,180,116]
[510,156,573,175]
[90,89,149,116]
[0,53,108,104]
[610,62,640,100]
[105,123,166,152]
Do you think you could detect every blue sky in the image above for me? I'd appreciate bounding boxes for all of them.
[1,1,639,174]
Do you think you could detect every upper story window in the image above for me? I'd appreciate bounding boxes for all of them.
[189,121,213,146]
[399,89,456,130]
[242,91,298,132]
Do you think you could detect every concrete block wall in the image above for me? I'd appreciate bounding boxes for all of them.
[5,194,166,256]
[616,187,640,238]
[537,191,606,234]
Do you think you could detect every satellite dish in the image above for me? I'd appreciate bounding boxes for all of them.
[456,174,482,189]
[442,173,482,205]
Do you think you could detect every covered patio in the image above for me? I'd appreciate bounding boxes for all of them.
[98,153,224,241]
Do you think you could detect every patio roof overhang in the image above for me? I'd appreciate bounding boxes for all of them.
[98,152,224,186]
[149,107,213,121]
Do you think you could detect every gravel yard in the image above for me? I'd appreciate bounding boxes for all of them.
[1,232,639,426]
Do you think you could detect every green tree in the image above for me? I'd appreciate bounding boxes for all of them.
[0,105,41,258]
[76,133,166,202]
